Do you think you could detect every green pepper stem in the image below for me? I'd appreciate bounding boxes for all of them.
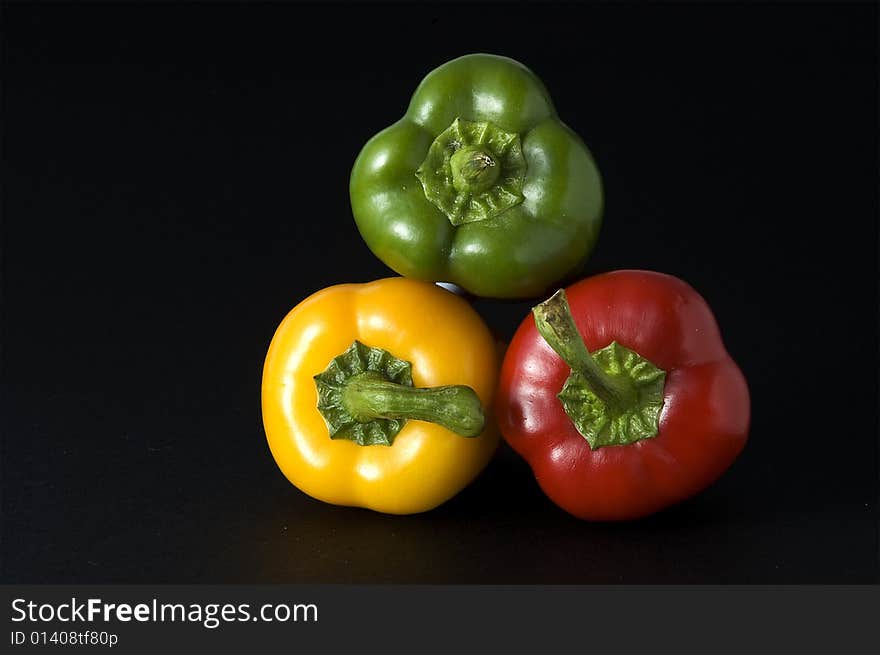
[532,290,636,409]
[341,374,485,438]
[450,145,500,194]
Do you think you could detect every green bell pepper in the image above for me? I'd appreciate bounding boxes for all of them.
[349,53,604,299]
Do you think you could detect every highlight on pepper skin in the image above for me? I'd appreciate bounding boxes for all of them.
[495,270,750,521]
[261,277,501,515]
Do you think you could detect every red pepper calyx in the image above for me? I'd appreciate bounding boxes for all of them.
[532,290,666,449]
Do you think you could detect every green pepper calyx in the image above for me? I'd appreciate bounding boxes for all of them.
[415,117,527,226]
[314,341,485,446]
[532,290,666,450]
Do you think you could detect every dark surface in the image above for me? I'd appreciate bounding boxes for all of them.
[2,3,877,584]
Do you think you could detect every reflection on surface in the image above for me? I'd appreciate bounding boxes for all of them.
[212,445,781,584]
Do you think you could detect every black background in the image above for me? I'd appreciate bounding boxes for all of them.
[2,3,877,584]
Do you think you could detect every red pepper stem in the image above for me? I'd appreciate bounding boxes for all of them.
[532,290,636,409]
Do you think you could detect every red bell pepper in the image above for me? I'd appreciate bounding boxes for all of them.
[496,270,750,520]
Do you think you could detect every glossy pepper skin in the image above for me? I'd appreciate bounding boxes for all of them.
[496,271,750,520]
[262,277,500,515]
[350,53,603,299]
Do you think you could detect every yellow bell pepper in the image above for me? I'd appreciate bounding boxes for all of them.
[261,277,500,514]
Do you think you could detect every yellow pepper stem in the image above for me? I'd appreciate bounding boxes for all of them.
[342,374,484,438]
[314,340,485,446]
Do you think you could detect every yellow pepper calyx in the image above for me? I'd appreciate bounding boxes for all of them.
[315,340,484,445]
